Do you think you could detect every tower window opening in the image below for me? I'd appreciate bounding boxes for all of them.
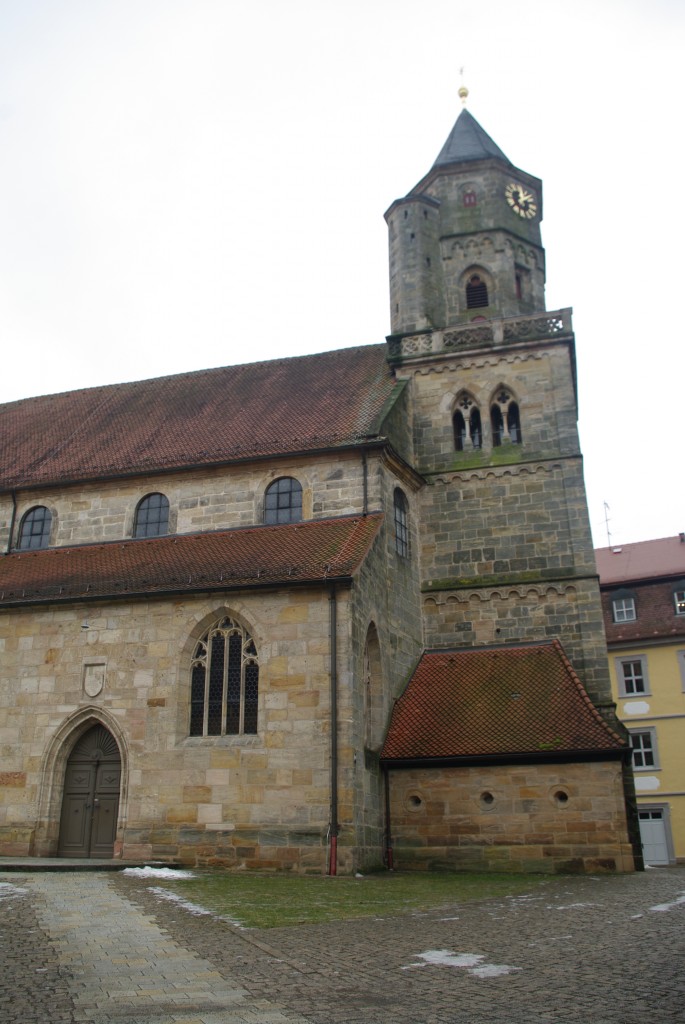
[466,274,488,309]
[491,404,503,447]
[463,190,477,207]
[453,394,481,451]
[515,273,523,300]
[491,389,522,446]
[507,402,522,444]
[453,411,467,451]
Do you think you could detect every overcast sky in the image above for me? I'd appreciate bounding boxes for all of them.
[0,0,682,548]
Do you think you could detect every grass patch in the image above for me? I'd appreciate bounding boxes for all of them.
[148,870,549,929]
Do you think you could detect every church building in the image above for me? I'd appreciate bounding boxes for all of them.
[0,96,639,873]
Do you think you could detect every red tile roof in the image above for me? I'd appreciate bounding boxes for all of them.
[595,536,685,585]
[0,346,397,490]
[0,514,382,607]
[381,641,626,762]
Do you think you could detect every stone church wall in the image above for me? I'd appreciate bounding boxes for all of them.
[2,450,370,550]
[387,761,635,874]
[0,586,358,871]
[343,461,424,870]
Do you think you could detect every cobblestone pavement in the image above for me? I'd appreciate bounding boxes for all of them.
[1,867,684,1024]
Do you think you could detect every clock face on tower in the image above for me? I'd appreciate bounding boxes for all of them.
[505,182,537,219]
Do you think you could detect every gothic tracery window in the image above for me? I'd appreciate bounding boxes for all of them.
[190,616,259,736]
[491,389,522,446]
[453,393,482,451]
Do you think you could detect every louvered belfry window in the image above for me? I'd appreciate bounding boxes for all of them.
[190,617,259,736]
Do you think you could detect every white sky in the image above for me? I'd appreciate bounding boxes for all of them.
[0,0,682,548]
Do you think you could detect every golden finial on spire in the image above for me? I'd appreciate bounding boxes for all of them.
[458,67,469,107]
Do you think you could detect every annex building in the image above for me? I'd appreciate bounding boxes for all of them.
[0,99,639,874]
[597,535,685,865]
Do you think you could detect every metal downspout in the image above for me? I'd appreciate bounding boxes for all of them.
[6,492,17,553]
[383,766,393,870]
[361,451,368,516]
[328,585,339,874]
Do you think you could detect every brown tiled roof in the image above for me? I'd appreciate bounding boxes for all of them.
[595,536,685,585]
[0,514,382,607]
[381,641,625,763]
[0,345,397,490]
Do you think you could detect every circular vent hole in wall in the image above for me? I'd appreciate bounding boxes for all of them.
[554,790,569,806]
[407,793,423,811]
[480,791,495,807]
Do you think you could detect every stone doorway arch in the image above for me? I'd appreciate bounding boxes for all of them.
[57,723,122,858]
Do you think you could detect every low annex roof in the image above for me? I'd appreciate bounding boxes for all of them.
[0,513,383,607]
[0,345,398,491]
[595,535,685,585]
[381,641,626,763]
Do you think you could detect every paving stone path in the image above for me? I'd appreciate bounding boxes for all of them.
[1,866,684,1024]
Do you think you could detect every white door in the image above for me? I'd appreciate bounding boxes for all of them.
[638,809,670,865]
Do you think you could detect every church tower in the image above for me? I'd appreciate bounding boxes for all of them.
[384,95,615,713]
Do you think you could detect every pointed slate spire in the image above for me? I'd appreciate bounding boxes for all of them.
[432,108,511,168]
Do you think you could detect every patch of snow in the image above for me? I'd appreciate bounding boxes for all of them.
[0,881,27,900]
[122,866,195,879]
[147,885,244,928]
[631,914,643,919]
[403,949,521,978]
[649,892,685,913]
[554,902,601,910]
[470,963,522,978]
[147,885,211,914]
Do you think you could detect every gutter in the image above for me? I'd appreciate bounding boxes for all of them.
[5,492,17,554]
[328,585,339,875]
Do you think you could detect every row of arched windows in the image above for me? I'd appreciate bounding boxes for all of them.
[15,478,306,551]
[453,389,522,452]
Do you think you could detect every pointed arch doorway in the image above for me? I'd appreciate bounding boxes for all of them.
[57,724,121,858]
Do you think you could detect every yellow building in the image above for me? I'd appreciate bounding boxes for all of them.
[597,536,685,864]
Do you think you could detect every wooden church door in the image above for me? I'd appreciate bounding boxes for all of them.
[58,724,121,858]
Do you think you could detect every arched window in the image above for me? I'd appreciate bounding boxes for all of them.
[190,616,259,736]
[466,274,489,309]
[18,506,52,549]
[453,393,482,451]
[364,623,384,751]
[264,477,303,525]
[134,493,169,538]
[491,389,522,446]
[393,488,409,557]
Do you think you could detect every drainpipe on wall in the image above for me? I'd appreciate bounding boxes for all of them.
[383,766,394,870]
[328,585,339,875]
[6,492,17,553]
[361,451,368,516]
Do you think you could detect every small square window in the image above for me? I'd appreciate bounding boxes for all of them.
[616,656,649,697]
[630,729,658,770]
[612,597,636,623]
[674,590,685,616]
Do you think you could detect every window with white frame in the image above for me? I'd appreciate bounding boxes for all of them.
[630,729,658,770]
[616,656,649,696]
[673,588,685,615]
[612,596,636,623]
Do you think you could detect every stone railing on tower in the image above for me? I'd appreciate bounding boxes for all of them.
[386,308,573,364]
